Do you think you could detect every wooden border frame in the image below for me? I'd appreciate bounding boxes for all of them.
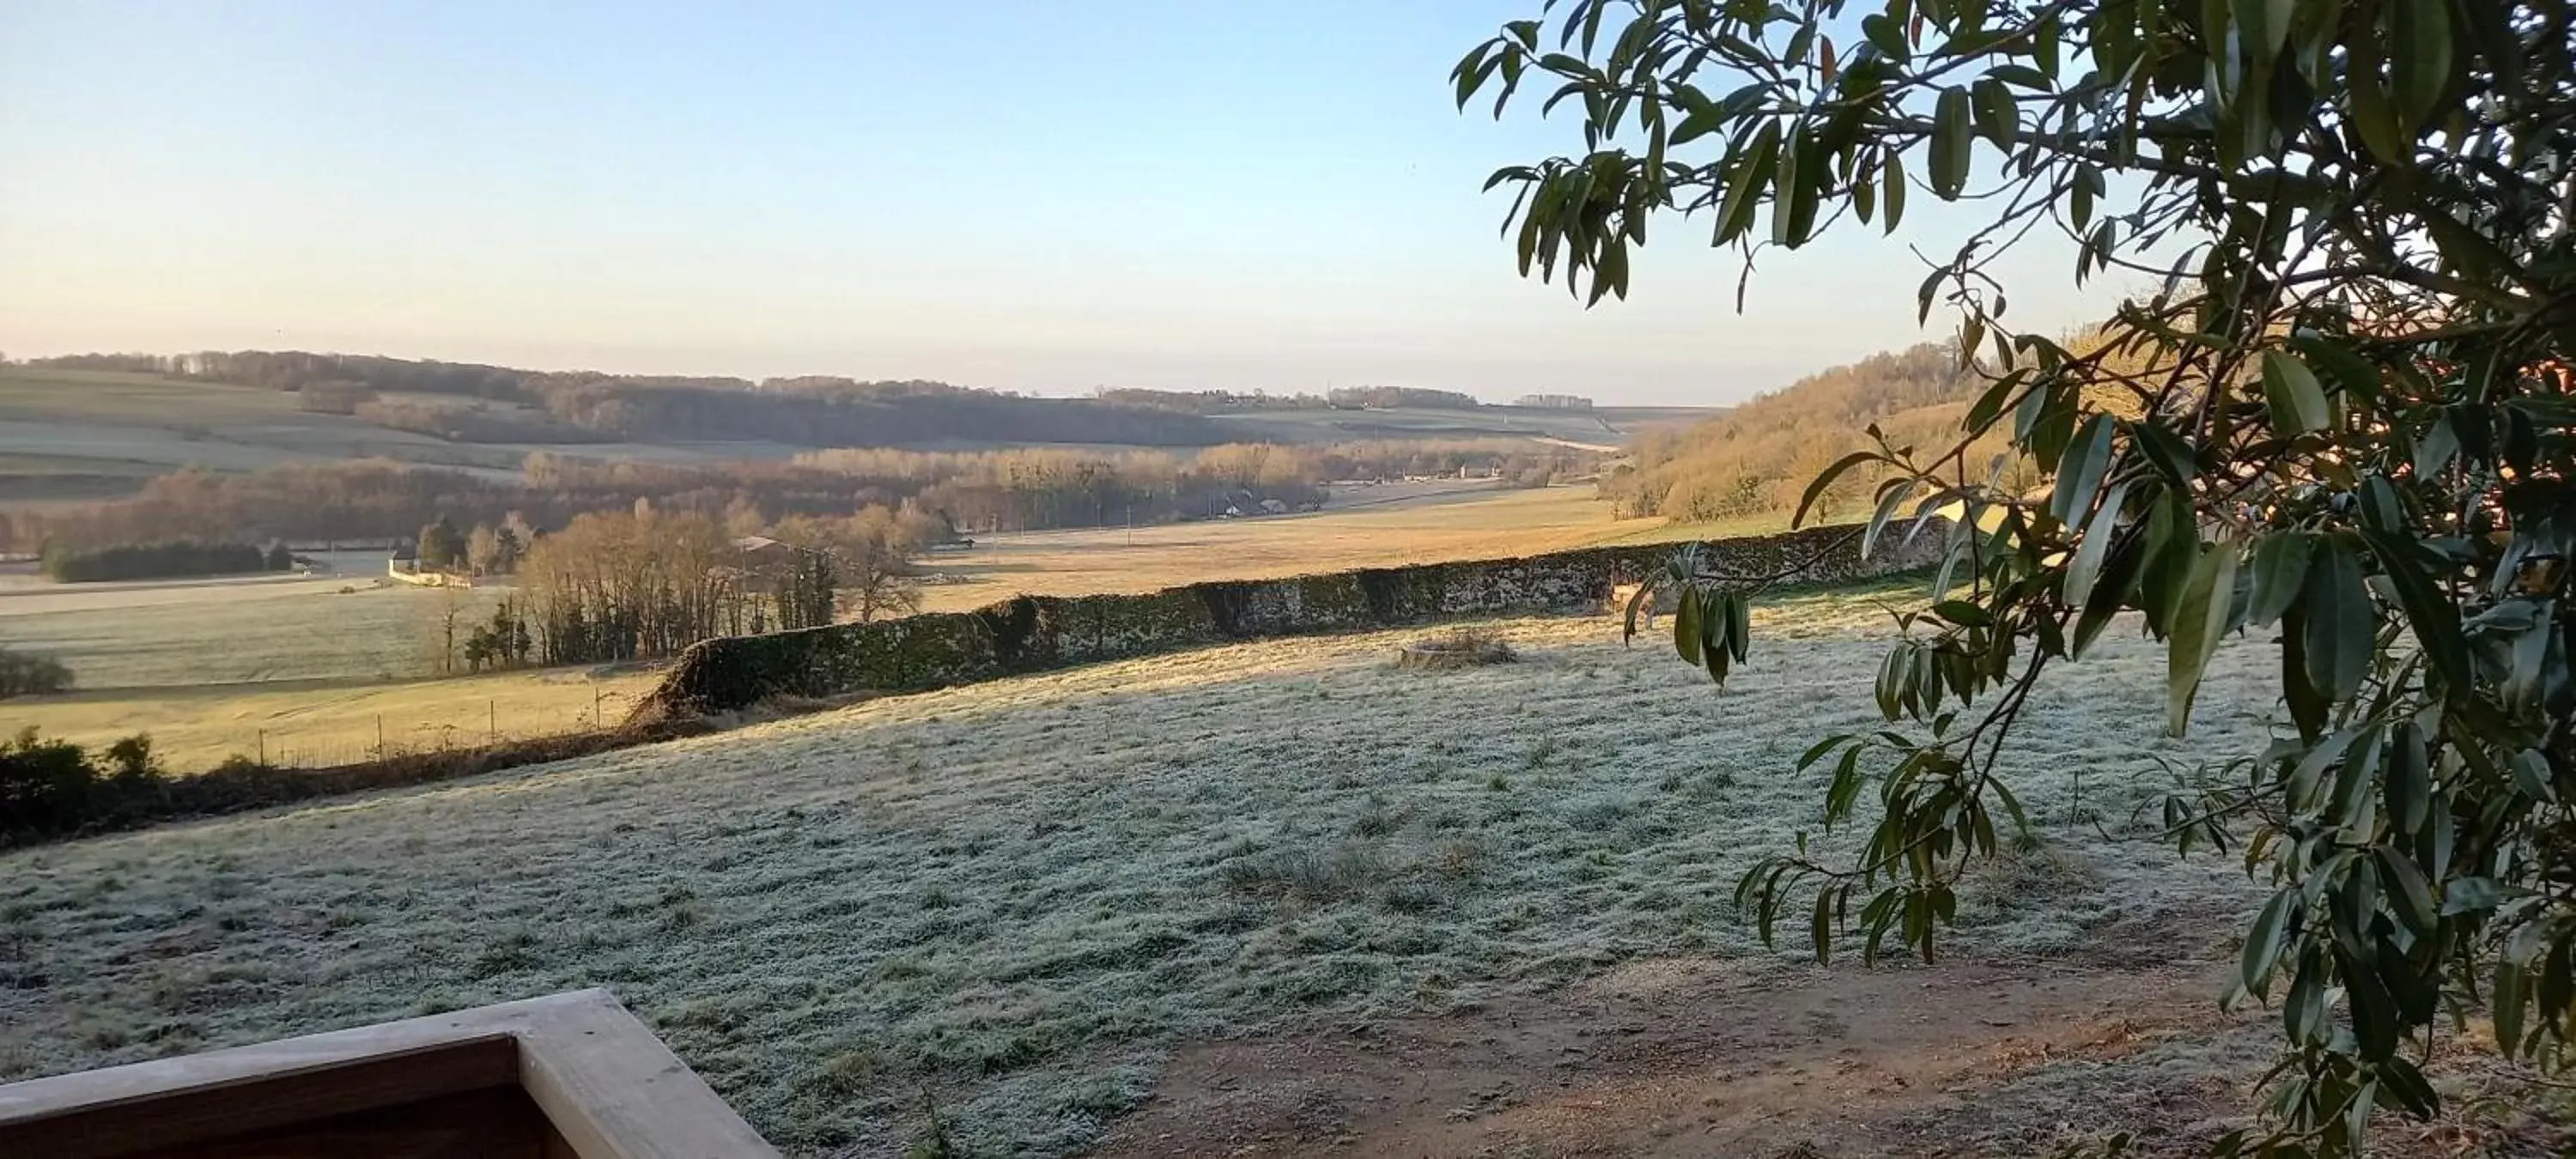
[0,988,777,1159]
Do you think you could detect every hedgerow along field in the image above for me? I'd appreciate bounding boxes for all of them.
[0,485,1672,772]
[5,578,2398,1156]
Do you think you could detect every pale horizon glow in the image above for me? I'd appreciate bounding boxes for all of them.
[0,2,2136,407]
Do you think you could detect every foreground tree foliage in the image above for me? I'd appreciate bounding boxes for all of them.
[1458,0,2576,1152]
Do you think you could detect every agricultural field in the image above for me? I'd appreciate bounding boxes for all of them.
[0,570,486,689]
[0,569,658,769]
[0,485,1670,773]
[0,666,662,772]
[918,483,1680,612]
[21,582,2550,1157]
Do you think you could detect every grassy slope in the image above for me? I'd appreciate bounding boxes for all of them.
[0,367,811,480]
[0,585,2270,1156]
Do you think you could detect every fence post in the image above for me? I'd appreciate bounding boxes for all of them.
[376,714,385,759]
[256,729,265,766]
[592,685,603,730]
[489,699,496,743]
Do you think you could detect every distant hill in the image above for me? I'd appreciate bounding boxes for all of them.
[19,352,1235,451]
[0,353,1722,489]
[1599,343,1998,524]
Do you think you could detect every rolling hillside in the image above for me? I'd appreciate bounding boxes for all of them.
[0,361,1720,506]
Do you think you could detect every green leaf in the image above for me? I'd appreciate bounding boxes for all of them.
[2245,531,2313,628]
[2281,606,2330,741]
[1620,579,1653,644]
[2342,944,2402,1059]
[1791,450,1879,527]
[2240,888,2296,998]
[2166,537,2240,737]
[2132,422,2197,487]
[1971,77,2016,148]
[2261,350,2332,434]
[2375,847,2439,939]
[2074,531,2146,658]
[2292,336,2382,404]
[2286,949,2327,1044]
[2139,491,2198,634]
[1670,106,1726,146]
[2303,537,2372,703]
[2496,958,2529,1058]
[1725,586,1750,662]
[1929,87,1973,199]
[2063,478,2133,610]
[2385,720,2430,836]
[1987,63,2050,90]
[1674,585,1704,667]
[2361,530,2471,701]
[1963,367,2029,434]
[1715,122,1782,244]
[2512,748,2556,804]
[2415,414,2460,477]
[1862,12,1909,58]
[2440,876,2509,916]
[1880,149,1906,232]
[1771,127,1812,246]
[2048,414,2117,525]
[2390,0,2453,130]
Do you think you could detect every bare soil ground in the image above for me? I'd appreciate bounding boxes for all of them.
[1098,944,2248,1159]
[1101,917,2576,1159]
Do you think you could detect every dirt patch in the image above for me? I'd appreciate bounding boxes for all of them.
[1094,948,2256,1159]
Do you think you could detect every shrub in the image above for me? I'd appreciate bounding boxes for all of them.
[0,647,73,699]
[1394,626,1517,671]
[40,540,267,583]
[0,729,163,840]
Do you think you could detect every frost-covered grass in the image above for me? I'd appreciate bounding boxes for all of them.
[0,580,2274,1156]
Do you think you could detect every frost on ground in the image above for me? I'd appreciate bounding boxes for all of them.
[0,580,2276,1156]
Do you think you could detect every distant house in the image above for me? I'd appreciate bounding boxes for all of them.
[732,536,801,567]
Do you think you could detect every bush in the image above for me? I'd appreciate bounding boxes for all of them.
[0,647,73,699]
[0,729,164,840]
[40,540,267,583]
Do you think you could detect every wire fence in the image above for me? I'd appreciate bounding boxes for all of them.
[221,685,645,772]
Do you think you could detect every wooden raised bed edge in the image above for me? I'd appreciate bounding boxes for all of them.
[0,988,777,1159]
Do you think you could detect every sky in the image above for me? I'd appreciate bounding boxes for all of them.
[0,1,2135,406]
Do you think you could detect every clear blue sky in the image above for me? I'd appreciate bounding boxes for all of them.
[0,1,2125,405]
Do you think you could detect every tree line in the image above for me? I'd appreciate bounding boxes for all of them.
[8,440,1601,552]
[1325,385,1483,410]
[1091,387,1334,413]
[14,351,1235,449]
[1596,343,2022,524]
[509,505,938,667]
[39,540,294,583]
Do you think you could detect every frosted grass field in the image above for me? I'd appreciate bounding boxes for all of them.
[0,582,2271,1155]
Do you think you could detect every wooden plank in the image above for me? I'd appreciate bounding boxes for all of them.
[155,1084,550,1159]
[0,1037,518,1159]
[516,990,781,1159]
